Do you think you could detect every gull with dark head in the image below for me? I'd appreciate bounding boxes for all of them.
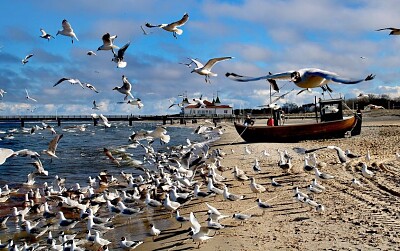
[190,57,233,83]
[98,33,119,54]
[54,77,85,89]
[39,28,54,41]
[112,41,130,68]
[56,19,78,43]
[22,54,34,65]
[145,13,189,38]
[92,100,101,110]
[227,68,375,93]
[113,75,134,100]
[86,83,99,93]
[87,51,96,56]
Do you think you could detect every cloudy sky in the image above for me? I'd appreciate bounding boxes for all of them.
[1,0,400,115]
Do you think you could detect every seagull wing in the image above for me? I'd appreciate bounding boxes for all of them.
[62,19,73,32]
[226,71,292,82]
[122,77,132,92]
[203,57,233,71]
[40,29,47,36]
[169,13,189,27]
[48,134,63,153]
[267,72,279,91]
[189,58,204,68]
[310,70,375,84]
[145,23,161,28]
[102,33,112,46]
[0,148,14,165]
[99,114,109,123]
[189,212,201,234]
[54,78,70,87]
[376,27,400,31]
[117,42,130,58]
[205,202,221,215]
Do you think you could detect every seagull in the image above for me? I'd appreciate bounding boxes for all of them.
[145,13,189,38]
[314,167,334,180]
[307,184,323,194]
[189,212,213,248]
[103,148,120,166]
[255,198,272,215]
[54,78,85,89]
[311,178,325,191]
[249,177,266,196]
[376,27,400,35]
[222,185,244,201]
[316,204,325,214]
[39,28,54,41]
[0,148,14,165]
[190,57,234,83]
[361,162,374,178]
[252,158,261,173]
[43,134,63,158]
[120,237,143,249]
[22,54,34,65]
[351,177,363,187]
[232,213,252,225]
[271,178,282,187]
[113,75,134,100]
[345,149,361,158]
[56,19,79,43]
[86,83,99,93]
[149,223,161,241]
[94,231,111,246]
[118,98,144,109]
[99,114,111,128]
[24,89,37,102]
[58,212,79,228]
[112,41,130,68]
[29,158,48,176]
[163,193,180,211]
[226,68,375,92]
[87,51,96,56]
[98,33,119,54]
[92,100,101,110]
[327,145,347,164]
[175,210,189,227]
[0,89,6,98]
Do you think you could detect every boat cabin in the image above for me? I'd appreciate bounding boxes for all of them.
[319,99,343,122]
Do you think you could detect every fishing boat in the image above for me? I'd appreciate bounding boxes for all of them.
[234,99,362,143]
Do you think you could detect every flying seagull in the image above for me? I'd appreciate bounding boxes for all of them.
[145,13,189,38]
[97,33,119,54]
[190,57,234,83]
[43,134,63,158]
[25,89,37,102]
[226,68,375,92]
[112,41,130,68]
[376,27,400,35]
[54,78,85,89]
[92,100,101,110]
[22,54,34,65]
[39,28,55,41]
[85,83,99,93]
[0,89,6,98]
[113,75,134,100]
[118,99,144,109]
[87,51,96,56]
[56,19,79,43]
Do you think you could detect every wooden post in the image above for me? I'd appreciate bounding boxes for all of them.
[163,116,167,125]
[20,119,24,128]
[93,118,98,126]
[129,117,133,126]
[57,118,61,127]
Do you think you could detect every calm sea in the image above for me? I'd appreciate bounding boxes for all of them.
[0,120,207,249]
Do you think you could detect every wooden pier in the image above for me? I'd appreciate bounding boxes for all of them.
[0,114,235,127]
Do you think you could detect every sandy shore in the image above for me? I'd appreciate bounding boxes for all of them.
[134,111,400,251]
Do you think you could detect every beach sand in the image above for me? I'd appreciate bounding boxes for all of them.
[134,110,400,251]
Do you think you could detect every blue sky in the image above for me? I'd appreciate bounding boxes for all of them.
[1,0,400,115]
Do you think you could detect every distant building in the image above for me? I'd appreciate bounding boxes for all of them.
[183,95,233,116]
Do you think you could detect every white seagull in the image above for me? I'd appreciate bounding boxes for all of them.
[190,57,234,83]
[39,28,54,41]
[87,51,96,56]
[112,41,130,68]
[118,99,144,109]
[145,13,189,38]
[25,89,37,102]
[54,77,85,89]
[22,54,34,65]
[86,83,99,93]
[113,75,134,100]
[56,19,78,43]
[99,114,111,128]
[97,33,119,54]
[226,68,375,92]
[0,89,6,98]
[43,134,63,158]
[361,162,374,178]
[0,148,14,165]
